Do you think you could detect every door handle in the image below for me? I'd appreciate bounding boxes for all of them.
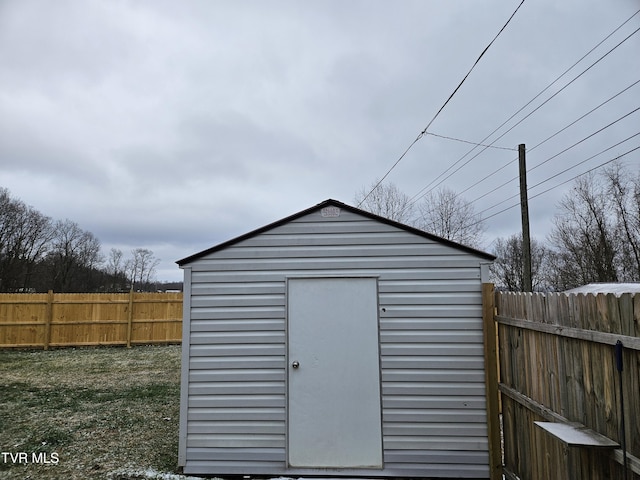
[292,361,300,369]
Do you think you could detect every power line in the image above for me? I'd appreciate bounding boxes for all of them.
[478,138,640,219]
[529,106,640,173]
[357,0,526,207]
[468,105,640,207]
[527,79,640,156]
[418,23,640,202]
[406,9,640,206]
[486,23,640,146]
[464,107,640,203]
[403,97,640,232]
[528,147,640,200]
[465,146,640,230]
[416,0,526,139]
[424,132,517,151]
[417,132,640,235]
[456,78,640,199]
[529,132,640,190]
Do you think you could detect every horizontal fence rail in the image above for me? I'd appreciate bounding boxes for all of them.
[0,291,183,349]
[496,291,640,480]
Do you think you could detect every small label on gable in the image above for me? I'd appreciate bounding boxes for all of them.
[321,206,341,217]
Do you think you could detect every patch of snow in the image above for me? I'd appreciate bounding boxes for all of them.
[108,467,213,480]
[109,473,366,480]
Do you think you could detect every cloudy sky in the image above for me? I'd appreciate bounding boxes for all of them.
[1,0,639,282]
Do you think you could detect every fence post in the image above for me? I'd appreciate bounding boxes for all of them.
[482,283,502,480]
[127,289,134,348]
[44,290,54,350]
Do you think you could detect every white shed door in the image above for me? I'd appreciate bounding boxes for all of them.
[287,277,382,468]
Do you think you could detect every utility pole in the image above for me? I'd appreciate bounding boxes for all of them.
[519,144,533,292]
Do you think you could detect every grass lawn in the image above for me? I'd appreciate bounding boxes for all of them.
[0,345,189,480]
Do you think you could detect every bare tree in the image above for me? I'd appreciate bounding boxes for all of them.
[125,248,160,290]
[548,173,619,290]
[490,234,551,291]
[604,162,640,281]
[0,188,53,291]
[106,248,124,277]
[354,181,415,224]
[416,187,486,249]
[44,219,103,292]
[104,248,128,291]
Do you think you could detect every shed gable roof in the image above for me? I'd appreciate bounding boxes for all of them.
[177,199,495,266]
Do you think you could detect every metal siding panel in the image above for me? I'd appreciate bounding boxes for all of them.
[381,369,485,383]
[190,267,482,282]
[190,344,285,356]
[384,436,488,450]
[380,291,481,304]
[378,305,483,318]
[189,382,284,395]
[187,447,285,461]
[191,294,284,307]
[188,407,284,421]
[380,330,484,343]
[208,243,469,259]
[188,434,284,448]
[385,449,489,464]
[380,279,481,292]
[246,231,432,247]
[381,355,485,369]
[190,356,285,370]
[267,219,400,235]
[189,395,285,408]
[191,281,284,295]
[383,408,487,423]
[190,306,284,320]
[383,395,486,409]
[188,421,284,434]
[384,423,488,437]
[189,256,481,271]
[189,369,284,383]
[379,318,482,330]
[381,343,484,356]
[189,319,284,332]
[183,211,490,477]
[189,331,285,344]
[383,382,486,396]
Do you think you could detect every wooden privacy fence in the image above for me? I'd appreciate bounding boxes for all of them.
[489,289,640,480]
[0,291,183,349]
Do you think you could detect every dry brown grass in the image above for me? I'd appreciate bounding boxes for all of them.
[0,345,192,480]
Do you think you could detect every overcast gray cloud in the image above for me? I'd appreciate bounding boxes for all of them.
[1,0,639,281]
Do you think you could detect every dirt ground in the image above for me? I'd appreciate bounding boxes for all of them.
[0,344,195,480]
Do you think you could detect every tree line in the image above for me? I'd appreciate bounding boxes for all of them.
[0,187,170,293]
[355,162,640,291]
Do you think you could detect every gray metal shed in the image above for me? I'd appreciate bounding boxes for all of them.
[176,199,495,478]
